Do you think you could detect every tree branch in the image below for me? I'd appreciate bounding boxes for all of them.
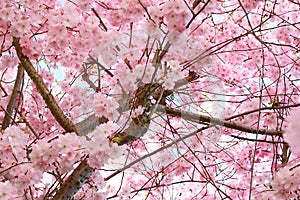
[12,37,78,134]
[157,105,283,137]
[225,103,300,121]
[81,72,98,91]
[51,159,95,200]
[186,0,211,28]
[13,37,98,199]
[1,64,24,130]
[105,104,284,180]
[230,135,284,144]
[91,8,108,32]
[88,55,114,77]
[75,114,108,134]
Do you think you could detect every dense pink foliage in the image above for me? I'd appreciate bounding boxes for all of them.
[0,0,300,199]
[285,108,300,154]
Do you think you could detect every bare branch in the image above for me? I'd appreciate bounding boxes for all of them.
[157,105,283,137]
[186,0,211,28]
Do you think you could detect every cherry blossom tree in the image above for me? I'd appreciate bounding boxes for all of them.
[0,0,300,199]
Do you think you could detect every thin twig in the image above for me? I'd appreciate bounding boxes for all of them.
[105,126,209,181]
[186,0,211,28]
[91,8,108,31]
[88,54,114,77]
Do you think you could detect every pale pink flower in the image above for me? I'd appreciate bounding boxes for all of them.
[284,108,300,155]
[93,93,119,120]
[162,77,175,90]
[270,166,300,199]
[119,184,131,200]
[0,182,17,200]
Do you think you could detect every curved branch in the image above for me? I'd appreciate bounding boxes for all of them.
[12,37,78,134]
[13,37,97,199]
[1,64,24,130]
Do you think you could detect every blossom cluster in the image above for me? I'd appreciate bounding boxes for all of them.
[93,92,119,120]
[0,0,299,199]
[284,108,300,155]
[82,122,126,169]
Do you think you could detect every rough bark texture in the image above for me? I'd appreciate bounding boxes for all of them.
[1,64,24,130]
[13,37,78,134]
[51,159,95,200]
[13,37,98,200]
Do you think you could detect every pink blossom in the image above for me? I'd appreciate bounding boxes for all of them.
[10,19,31,37]
[0,0,300,199]
[284,108,300,155]
[270,166,300,199]
[0,182,17,200]
[119,184,131,200]
[93,93,119,120]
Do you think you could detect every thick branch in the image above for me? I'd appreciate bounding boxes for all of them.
[1,64,24,130]
[50,114,107,199]
[13,37,97,199]
[75,114,108,134]
[157,106,283,137]
[110,71,200,145]
[51,159,94,200]
[13,37,78,134]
